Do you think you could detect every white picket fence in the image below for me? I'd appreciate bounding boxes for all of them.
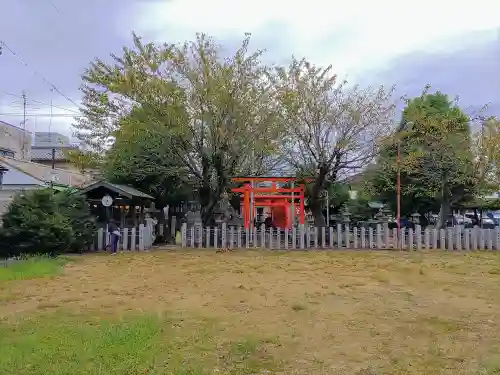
[180,223,500,250]
[93,223,155,251]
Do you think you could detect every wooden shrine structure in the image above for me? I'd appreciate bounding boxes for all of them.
[231,177,313,229]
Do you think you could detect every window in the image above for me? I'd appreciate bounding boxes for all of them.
[0,148,14,158]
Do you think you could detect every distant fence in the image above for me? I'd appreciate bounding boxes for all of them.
[92,223,155,251]
[180,223,500,250]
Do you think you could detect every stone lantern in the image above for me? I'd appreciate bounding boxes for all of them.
[411,212,421,225]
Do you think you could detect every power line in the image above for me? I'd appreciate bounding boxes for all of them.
[0,113,81,118]
[2,91,80,114]
[0,40,81,109]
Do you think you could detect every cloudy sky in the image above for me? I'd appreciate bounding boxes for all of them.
[1,0,499,138]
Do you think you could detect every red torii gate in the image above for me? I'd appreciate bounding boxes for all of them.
[231,177,313,229]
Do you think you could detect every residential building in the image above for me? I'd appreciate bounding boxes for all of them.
[0,120,31,160]
[0,156,90,216]
[31,131,80,173]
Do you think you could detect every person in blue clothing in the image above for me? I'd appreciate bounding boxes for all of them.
[108,219,121,255]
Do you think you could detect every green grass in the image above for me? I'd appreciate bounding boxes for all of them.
[0,312,281,375]
[0,255,68,281]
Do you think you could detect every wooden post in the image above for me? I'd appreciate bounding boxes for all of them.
[361,227,366,249]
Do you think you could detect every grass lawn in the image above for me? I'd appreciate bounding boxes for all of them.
[1,250,500,374]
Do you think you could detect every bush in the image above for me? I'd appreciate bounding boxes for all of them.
[0,188,95,258]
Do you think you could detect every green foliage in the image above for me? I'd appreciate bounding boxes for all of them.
[74,33,284,224]
[272,58,395,225]
[103,107,190,207]
[0,189,95,258]
[371,90,475,222]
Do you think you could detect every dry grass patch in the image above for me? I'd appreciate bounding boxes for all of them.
[2,250,500,374]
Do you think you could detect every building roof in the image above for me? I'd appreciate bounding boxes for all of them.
[79,181,155,200]
[0,156,90,187]
[31,147,75,161]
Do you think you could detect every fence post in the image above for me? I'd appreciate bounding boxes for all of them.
[229,226,234,249]
[130,227,136,250]
[260,224,266,248]
[299,225,305,249]
[408,228,413,251]
[384,223,390,249]
[487,229,494,250]
[464,228,470,250]
[285,228,289,249]
[479,228,485,250]
[269,227,273,249]
[415,225,422,250]
[189,226,195,248]
[197,225,203,249]
[237,227,242,248]
[376,224,382,249]
[400,228,405,249]
[221,223,227,248]
[139,224,145,250]
[439,228,446,250]
[214,226,218,248]
[447,228,454,251]
[206,227,211,248]
[472,226,478,250]
[313,227,318,249]
[345,224,350,249]
[321,227,326,248]
[337,224,342,248]
[392,228,398,249]
[292,226,297,249]
[275,228,281,249]
[97,228,104,251]
[245,227,250,248]
[171,216,177,243]
[329,226,334,248]
[432,229,438,249]
[368,227,374,249]
[253,226,258,248]
[455,227,462,251]
[361,227,366,249]
[353,227,358,249]
[123,228,129,251]
[495,227,500,250]
[306,227,311,249]
[424,228,430,250]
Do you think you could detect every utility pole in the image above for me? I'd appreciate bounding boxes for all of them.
[22,91,27,130]
[50,90,55,170]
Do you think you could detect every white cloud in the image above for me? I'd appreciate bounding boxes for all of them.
[134,0,500,77]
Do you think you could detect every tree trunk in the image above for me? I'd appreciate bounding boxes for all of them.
[310,166,329,227]
[437,175,450,229]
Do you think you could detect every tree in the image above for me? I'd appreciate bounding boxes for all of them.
[0,189,95,257]
[373,91,475,228]
[103,107,191,208]
[74,33,283,224]
[272,58,395,225]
